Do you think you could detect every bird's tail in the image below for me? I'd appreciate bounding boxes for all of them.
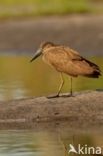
[85,70,101,78]
[82,57,101,78]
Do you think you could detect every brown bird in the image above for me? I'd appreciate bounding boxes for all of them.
[30,42,101,98]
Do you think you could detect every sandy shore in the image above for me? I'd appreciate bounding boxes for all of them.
[0,90,103,129]
[0,15,103,55]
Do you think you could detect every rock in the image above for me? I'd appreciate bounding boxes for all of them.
[0,91,103,129]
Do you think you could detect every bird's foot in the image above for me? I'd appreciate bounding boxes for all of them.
[47,93,74,99]
[47,94,60,99]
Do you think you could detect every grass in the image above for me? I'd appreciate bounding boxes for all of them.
[0,0,103,19]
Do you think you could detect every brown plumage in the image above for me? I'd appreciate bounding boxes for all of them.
[30,42,101,98]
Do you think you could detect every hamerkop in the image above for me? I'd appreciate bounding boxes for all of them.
[30,42,101,98]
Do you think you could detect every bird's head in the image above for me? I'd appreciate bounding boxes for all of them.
[30,41,55,62]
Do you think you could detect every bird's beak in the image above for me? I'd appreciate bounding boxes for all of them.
[30,48,42,62]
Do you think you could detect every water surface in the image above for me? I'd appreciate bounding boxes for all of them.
[0,130,102,156]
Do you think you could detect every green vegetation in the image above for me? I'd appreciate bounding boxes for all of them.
[0,0,103,19]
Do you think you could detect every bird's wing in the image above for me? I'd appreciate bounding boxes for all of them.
[63,46,82,60]
[64,46,101,74]
[64,46,100,70]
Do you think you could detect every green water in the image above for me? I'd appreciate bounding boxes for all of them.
[0,56,102,101]
[0,130,102,156]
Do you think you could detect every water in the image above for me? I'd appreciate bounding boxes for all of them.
[0,130,102,156]
[0,56,102,101]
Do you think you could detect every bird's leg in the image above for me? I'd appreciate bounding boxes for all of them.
[62,77,73,97]
[70,77,73,96]
[57,72,64,96]
[47,73,64,98]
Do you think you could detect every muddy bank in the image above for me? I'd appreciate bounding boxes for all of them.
[0,15,103,55]
[0,90,103,129]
